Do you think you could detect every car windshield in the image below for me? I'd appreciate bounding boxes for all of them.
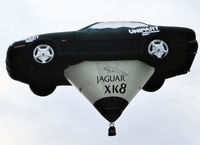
[81,21,149,30]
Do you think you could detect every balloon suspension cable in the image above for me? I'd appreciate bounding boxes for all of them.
[108,122,116,136]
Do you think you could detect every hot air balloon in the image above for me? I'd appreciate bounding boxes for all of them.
[6,21,198,136]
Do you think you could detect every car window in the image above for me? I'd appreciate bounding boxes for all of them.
[81,21,149,30]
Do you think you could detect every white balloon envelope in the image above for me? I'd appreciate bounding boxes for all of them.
[64,60,155,125]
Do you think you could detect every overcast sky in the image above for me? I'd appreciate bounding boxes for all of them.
[0,0,200,145]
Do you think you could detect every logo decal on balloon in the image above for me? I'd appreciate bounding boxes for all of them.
[104,66,129,76]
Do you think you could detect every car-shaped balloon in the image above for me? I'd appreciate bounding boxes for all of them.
[6,21,198,136]
[6,21,198,96]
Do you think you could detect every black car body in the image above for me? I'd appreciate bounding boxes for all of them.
[6,21,198,96]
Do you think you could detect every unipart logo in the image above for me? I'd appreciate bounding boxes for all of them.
[128,26,160,36]
[25,35,39,43]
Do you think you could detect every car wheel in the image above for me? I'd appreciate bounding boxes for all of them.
[142,78,165,92]
[147,39,169,59]
[33,44,55,64]
[144,39,169,66]
[29,84,56,96]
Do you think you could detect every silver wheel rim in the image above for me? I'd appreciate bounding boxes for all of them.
[148,39,169,59]
[33,44,54,64]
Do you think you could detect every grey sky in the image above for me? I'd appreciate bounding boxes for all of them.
[0,0,200,145]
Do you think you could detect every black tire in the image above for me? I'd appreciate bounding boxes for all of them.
[29,84,56,96]
[142,79,165,92]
